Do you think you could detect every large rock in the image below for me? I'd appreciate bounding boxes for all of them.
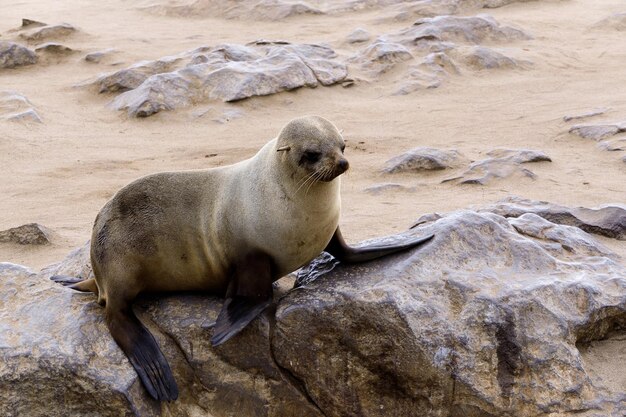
[92,42,346,117]
[18,23,77,42]
[287,210,625,417]
[0,41,37,69]
[2,204,624,416]
[569,121,626,141]
[0,223,51,245]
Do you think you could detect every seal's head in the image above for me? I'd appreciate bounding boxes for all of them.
[276,115,348,182]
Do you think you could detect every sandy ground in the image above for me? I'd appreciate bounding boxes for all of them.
[1,0,625,267]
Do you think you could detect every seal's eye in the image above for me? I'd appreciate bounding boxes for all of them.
[303,151,321,163]
[340,144,346,153]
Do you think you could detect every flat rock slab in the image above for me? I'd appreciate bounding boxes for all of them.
[92,42,347,117]
[383,147,464,173]
[0,223,51,245]
[569,121,626,141]
[0,41,37,69]
[2,205,625,416]
[443,149,551,185]
[563,108,609,122]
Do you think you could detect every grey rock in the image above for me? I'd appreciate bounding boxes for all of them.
[392,14,531,46]
[593,12,626,31]
[106,42,346,117]
[443,149,551,185]
[3,205,625,416]
[363,183,416,194]
[463,46,530,69]
[19,23,77,42]
[19,18,47,29]
[477,196,626,240]
[282,210,626,417]
[598,137,626,151]
[569,122,626,141]
[0,41,37,69]
[346,28,371,44]
[84,49,117,64]
[0,223,52,245]
[350,40,413,75]
[563,108,609,122]
[383,147,463,173]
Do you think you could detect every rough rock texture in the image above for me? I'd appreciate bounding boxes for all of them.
[2,204,625,416]
[569,121,626,141]
[0,41,37,69]
[92,42,346,117]
[34,42,74,55]
[287,209,625,417]
[0,91,42,123]
[443,149,551,185]
[476,196,626,240]
[383,147,463,173]
[0,223,52,245]
[84,49,118,64]
[18,23,77,42]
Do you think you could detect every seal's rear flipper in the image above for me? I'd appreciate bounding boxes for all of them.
[211,250,274,347]
[107,306,179,401]
[50,276,98,293]
[325,227,434,263]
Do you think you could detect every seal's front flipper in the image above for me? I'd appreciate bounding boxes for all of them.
[106,305,179,401]
[211,251,274,347]
[325,227,434,263]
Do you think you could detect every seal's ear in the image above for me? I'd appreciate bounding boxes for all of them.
[277,146,291,152]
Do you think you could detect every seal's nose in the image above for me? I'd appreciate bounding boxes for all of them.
[337,158,349,172]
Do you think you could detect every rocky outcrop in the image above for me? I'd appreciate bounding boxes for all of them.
[91,42,347,117]
[443,149,551,185]
[351,14,531,94]
[563,108,609,122]
[0,41,37,69]
[1,201,624,416]
[0,223,52,245]
[383,147,464,173]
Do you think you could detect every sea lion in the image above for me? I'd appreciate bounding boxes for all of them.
[52,115,433,402]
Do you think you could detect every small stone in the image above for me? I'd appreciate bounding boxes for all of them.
[5,109,42,123]
[569,122,626,141]
[346,28,371,44]
[21,18,46,28]
[363,183,415,194]
[384,147,463,173]
[0,223,52,245]
[0,41,37,69]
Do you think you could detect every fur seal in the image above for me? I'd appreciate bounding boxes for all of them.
[52,115,433,402]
